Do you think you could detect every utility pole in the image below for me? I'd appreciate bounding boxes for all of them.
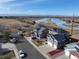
[71,13,74,35]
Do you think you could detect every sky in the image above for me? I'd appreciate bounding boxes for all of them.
[0,0,79,16]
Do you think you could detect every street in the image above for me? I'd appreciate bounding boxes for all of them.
[15,38,46,59]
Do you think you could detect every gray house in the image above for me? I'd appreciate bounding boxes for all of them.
[33,27,49,39]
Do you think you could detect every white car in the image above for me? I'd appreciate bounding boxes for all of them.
[10,38,16,43]
[19,50,26,58]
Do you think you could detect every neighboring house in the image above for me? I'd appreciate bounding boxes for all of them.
[10,29,22,37]
[64,42,79,57]
[47,33,70,49]
[33,27,49,39]
[10,31,20,37]
[9,29,22,41]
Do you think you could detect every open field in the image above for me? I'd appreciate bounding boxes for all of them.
[0,19,25,26]
[0,18,79,35]
[0,19,34,31]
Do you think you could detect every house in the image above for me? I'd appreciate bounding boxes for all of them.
[33,27,49,39]
[47,32,70,49]
[9,29,22,42]
[47,28,70,48]
[64,42,79,58]
[47,34,70,49]
[10,29,22,37]
[48,28,70,40]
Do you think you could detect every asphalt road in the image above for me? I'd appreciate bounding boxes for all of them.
[15,38,46,59]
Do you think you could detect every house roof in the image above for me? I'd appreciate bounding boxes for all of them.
[49,29,58,35]
[48,28,69,35]
[34,27,47,33]
[53,34,66,42]
[49,34,66,42]
[53,28,69,34]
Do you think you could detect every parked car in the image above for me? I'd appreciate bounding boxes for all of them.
[10,38,16,43]
[19,50,26,58]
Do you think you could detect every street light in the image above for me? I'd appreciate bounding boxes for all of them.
[71,13,75,35]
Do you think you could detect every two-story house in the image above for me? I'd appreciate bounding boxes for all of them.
[47,28,70,49]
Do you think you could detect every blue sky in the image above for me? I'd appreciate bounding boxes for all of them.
[0,0,79,16]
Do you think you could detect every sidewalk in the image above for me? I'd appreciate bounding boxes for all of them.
[39,44,55,54]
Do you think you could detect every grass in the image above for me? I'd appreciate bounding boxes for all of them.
[45,21,60,28]
[0,51,15,59]
[63,24,72,27]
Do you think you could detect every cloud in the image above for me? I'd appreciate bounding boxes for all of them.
[0,0,47,10]
[0,0,47,14]
[9,0,47,7]
[0,0,15,4]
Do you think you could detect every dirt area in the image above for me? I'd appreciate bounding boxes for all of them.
[0,51,15,59]
[0,19,25,26]
[0,19,35,32]
[32,39,47,47]
[0,18,79,36]
[23,32,32,37]
[65,29,79,35]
